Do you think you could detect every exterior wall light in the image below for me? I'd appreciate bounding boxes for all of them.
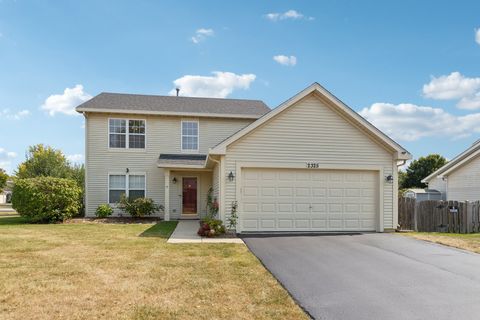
[385,175,393,183]
[172,177,177,184]
[228,171,235,181]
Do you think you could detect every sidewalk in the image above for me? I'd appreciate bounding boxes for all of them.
[167,220,244,244]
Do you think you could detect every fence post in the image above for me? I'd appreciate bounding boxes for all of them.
[413,201,418,232]
[465,201,471,233]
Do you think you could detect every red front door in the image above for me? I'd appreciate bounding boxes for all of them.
[182,177,197,214]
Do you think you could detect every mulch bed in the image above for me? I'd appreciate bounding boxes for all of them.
[66,217,162,224]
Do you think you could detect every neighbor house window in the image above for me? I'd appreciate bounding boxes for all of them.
[181,120,199,151]
[109,119,145,149]
[108,174,146,203]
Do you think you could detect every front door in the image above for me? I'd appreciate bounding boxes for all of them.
[182,177,197,214]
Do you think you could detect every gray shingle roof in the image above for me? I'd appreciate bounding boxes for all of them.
[76,92,270,118]
[157,154,207,168]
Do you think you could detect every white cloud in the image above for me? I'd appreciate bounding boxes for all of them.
[0,147,17,172]
[41,84,92,116]
[475,28,480,45]
[67,154,84,164]
[0,109,30,120]
[191,28,214,44]
[265,10,314,21]
[359,102,480,141]
[273,55,297,66]
[423,72,480,100]
[458,93,480,110]
[169,71,256,98]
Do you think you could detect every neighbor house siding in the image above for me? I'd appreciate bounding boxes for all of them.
[222,93,396,229]
[427,177,447,200]
[85,112,253,216]
[447,157,480,201]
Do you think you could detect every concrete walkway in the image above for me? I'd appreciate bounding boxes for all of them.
[167,220,244,244]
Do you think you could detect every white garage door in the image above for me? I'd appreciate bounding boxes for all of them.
[240,168,378,232]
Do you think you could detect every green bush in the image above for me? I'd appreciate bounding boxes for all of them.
[95,204,113,218]
[11,177,82,223]
[118,195,163,218]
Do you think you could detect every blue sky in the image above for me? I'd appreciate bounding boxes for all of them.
[0,0,479,173]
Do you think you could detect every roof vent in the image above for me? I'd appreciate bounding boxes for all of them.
[175,88,180,97]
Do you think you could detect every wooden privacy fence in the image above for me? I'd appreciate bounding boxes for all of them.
[398,198,480,233]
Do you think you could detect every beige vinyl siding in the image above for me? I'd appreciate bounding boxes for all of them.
[212,163,220,201]
[427,177,447,199]
[223,93,396,229]
[85,112,252,216]
[447,157,480,201]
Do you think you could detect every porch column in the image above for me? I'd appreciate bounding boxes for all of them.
[164,169,170,221]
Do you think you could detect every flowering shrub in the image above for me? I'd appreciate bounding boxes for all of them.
[197,218,226,237]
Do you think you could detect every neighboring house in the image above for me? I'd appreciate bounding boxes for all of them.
[77,83,411,232]
[422,140,480,201]
[0,180,13,204]
[403,188,443,201]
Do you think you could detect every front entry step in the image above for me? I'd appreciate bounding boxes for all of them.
[180,215,199,220]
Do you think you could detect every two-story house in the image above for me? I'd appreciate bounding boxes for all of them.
[77,83,410,233]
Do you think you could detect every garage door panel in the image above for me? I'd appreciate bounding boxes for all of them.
[241,168,378,232]
[243,203,259,213]
[261,187,275,196]
[278,219,294,228]
[260,219,275,229]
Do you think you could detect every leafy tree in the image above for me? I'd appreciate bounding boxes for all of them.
[15,144,85,216]
[16,144,71,179]
[0,168,8,193]
[398,169,407,193]
[400,154,447,189]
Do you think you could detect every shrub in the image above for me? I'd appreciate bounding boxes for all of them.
[197,217,226,237]
[11,177,82,223]
[118,195,163,218]
[95,204,113,218]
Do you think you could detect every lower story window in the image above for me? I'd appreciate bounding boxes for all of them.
[108,174,146,204]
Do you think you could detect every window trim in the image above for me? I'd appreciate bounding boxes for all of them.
[108,172,147,204]
[108,118,147,150]
[181,119,199,153]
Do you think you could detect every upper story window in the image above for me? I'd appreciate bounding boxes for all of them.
[181,120,199,151]
[109,119,145,149]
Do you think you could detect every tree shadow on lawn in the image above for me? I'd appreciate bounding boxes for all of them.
[139,221,178,238]
[0,216,29,225]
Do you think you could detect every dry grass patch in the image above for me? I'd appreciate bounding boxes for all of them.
[402,232,480,254]
[0,217,307,320]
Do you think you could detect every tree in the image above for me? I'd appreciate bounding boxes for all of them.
[398,169,407,192]
[0,168,7,193]
[400,154,447,189]
[16,144,71,179]
[15,144,85,216]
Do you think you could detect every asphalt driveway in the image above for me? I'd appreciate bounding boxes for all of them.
[243,233,480,320]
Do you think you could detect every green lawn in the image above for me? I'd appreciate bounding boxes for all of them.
[402,232,480,254]
[0,216,307,320]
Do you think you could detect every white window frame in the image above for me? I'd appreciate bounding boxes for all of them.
[108,118,147,150]
[108,172,147,204]
[181,120,199,153]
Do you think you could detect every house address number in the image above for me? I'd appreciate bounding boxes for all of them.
[306,162,320,169]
